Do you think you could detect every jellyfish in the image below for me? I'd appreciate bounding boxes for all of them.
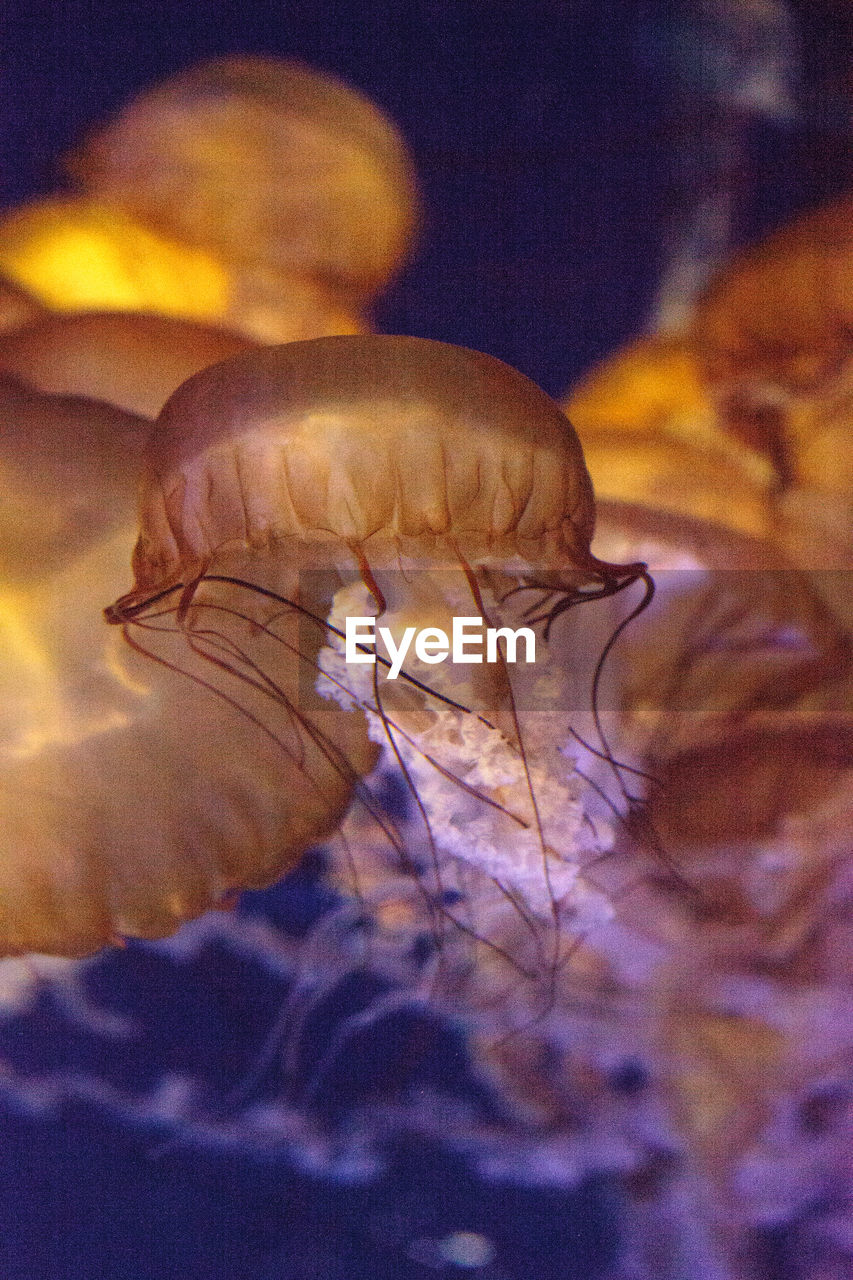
[694,192,853,410]
[691,193,853,608]
[0,201,232,326]
[0,310,256,419]
[0,58,418,341]
[0,374,375,957]
[564,335,777,539]
[692,192,853,489]
[588,499,849,763]
[103,333,660,1004]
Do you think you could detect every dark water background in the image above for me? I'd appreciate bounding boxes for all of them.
[0,2,849,1277]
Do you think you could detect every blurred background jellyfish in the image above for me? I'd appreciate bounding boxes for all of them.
[564,334,778,539]
[692,191,853,580]
[0,56,419,342]
[0,371,376,956]
[0,310,256,418]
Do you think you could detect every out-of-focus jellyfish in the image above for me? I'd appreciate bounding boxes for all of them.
[694,192,853,416]
[0,57,418,342]
[106,334,655,1005]
[693,192,853,586]
[0,310,255,418]
[588,500,848,761]
[0,201,231,325]
[564,335,776,538]
[616,715,853,1280]
[0,272,43,335]
[0,374,375,956]
[692,192,853,493]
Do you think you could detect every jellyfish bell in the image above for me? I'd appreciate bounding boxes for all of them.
[70,56,418,301]
[120,335,611,594]
[586,499,849,763]
[0,310,256,419]
[55,56,418,338]
[0,379,375,957]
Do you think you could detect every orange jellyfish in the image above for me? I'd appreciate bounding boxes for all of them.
[106,334,656,992]
[0,310,255,419]
[694,192,853,414]
[692,191,853,490]
[564,334,776,540]
[692,193,853,594]
[0,57,418,341]
[593,500,848,735]
[0,374,375,957]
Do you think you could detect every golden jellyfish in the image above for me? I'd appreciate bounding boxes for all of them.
[563,335,777,540]
[0,375,375,957]
[694,192,853,405]
[691,195,853,611]
[587,499,848,763]
[0,310,255,419]
[692,192,853,485]
[106,334,657,991]
[0,200,231,325]
[0,58,418,341]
